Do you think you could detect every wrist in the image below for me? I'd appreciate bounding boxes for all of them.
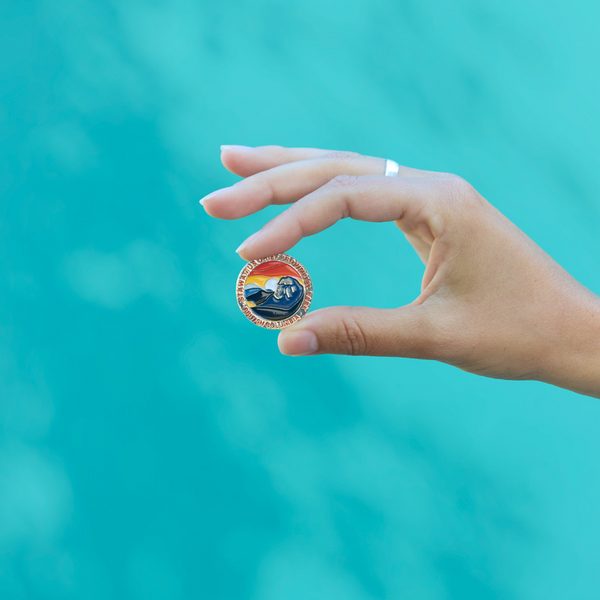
[537,288,600,398]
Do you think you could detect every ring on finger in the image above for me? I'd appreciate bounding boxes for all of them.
[384,159,400,177]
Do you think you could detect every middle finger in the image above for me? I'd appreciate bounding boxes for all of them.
[201,152,414,220]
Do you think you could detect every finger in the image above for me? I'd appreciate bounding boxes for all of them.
[237,175,436,260]
[203,148,431,220]
[221,145,334,177]
[202,151,386,220]
[277,305,434,357]
[221,145,430,180]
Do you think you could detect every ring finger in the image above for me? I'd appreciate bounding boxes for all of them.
[201,150,425,220]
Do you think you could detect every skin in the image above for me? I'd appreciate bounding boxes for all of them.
[201,145,600,398]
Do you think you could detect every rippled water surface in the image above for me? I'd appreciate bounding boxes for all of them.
[2,0,600,598]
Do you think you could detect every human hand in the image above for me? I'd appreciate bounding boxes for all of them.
[201,145,600,398]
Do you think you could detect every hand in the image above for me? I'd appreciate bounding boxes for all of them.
[201,145,600,398]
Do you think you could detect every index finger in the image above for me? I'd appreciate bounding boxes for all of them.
[237,175,437,260]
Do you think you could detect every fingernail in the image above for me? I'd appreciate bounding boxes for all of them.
[220,145,252,152]
[200,187,229,206]
[236,231,262,254]
[278,330,318,356]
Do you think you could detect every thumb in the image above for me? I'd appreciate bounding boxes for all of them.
[277,305,433,358]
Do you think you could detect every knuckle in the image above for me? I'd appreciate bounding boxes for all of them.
[434,174,482,214]
[329,173,361,190]
[241,172,275,202]
[326,176,361,219]
[325,150,361,164]
[438,173,471,196]
[336,310,369,356]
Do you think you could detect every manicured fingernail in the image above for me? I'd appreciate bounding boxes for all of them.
[236,231,262,254]
[220,145,252,151]
[278,330,318,356]
[200,187,229,206]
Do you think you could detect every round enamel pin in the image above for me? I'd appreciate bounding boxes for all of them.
[236,253,313,329]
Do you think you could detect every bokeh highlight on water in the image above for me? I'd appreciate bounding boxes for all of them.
[2,0,600,598]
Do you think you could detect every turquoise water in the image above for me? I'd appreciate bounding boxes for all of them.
[2,0,600,598]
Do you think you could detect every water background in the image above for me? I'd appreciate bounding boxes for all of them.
[2,0,600,598]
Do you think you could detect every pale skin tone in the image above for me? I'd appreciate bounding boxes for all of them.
[201,145,600,399]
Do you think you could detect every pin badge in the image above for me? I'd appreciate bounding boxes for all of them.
[236,253,313,329]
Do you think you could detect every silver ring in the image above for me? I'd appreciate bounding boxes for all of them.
[384,159,400,177]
